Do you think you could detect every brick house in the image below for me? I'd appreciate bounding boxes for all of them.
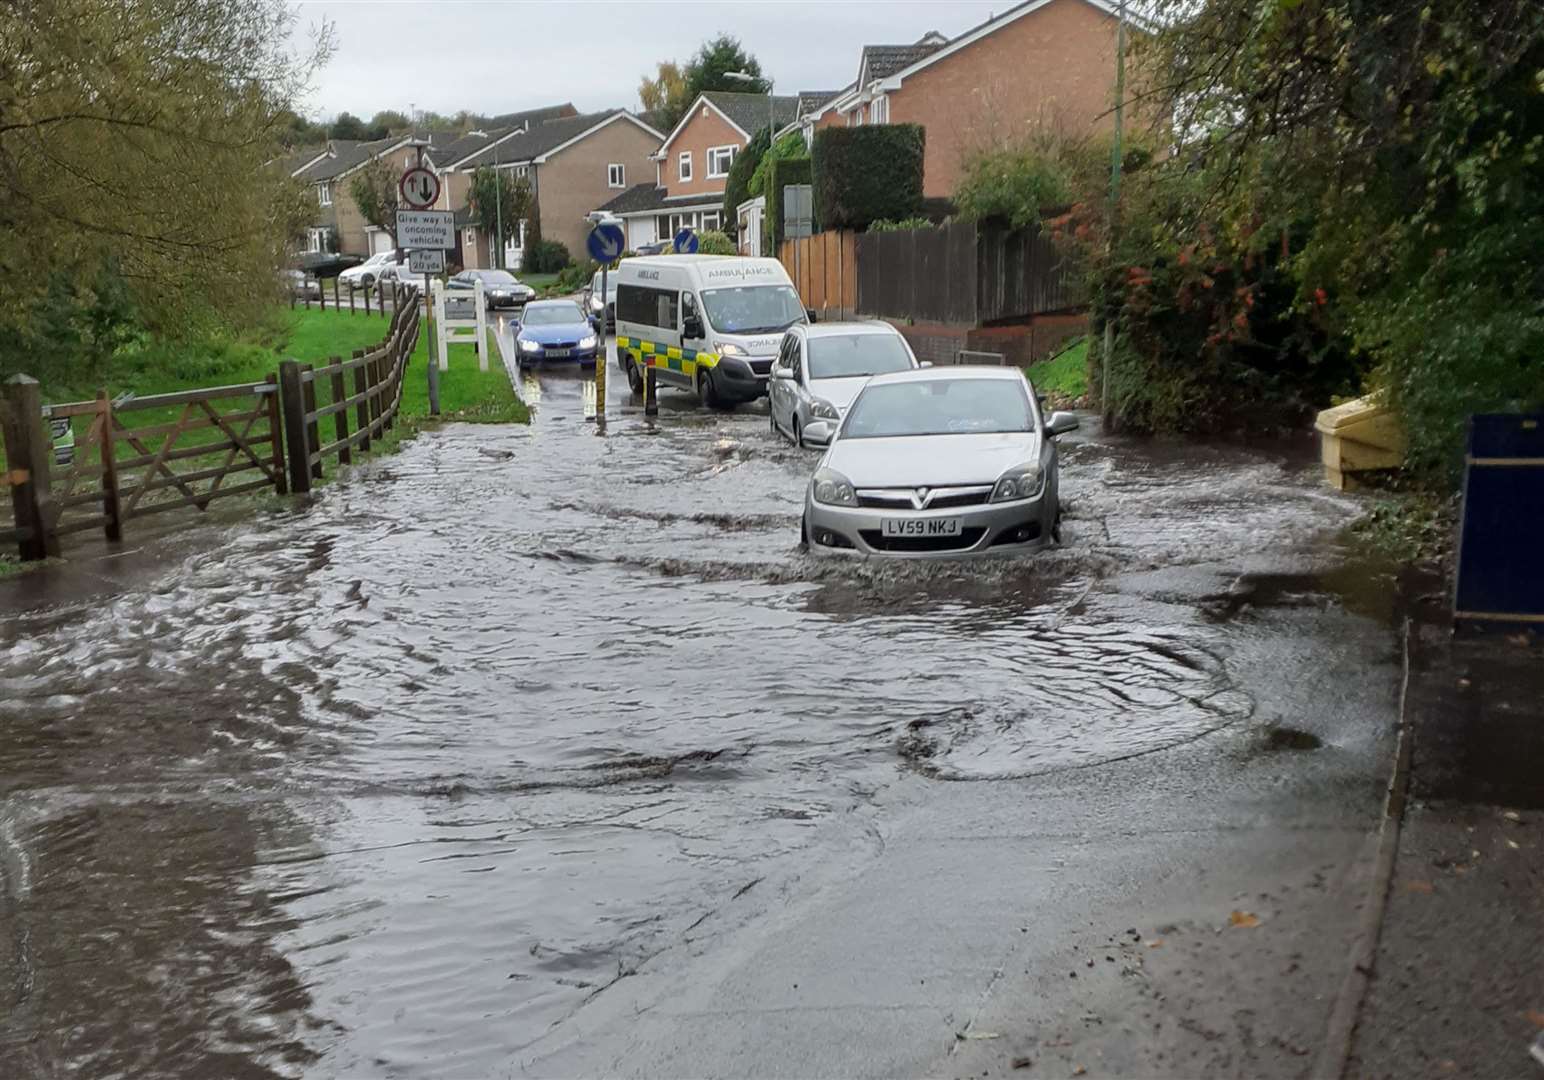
[439,109,663,268]
[291,137,424,258]
[799,0,1140,199]
[596,91,799,251]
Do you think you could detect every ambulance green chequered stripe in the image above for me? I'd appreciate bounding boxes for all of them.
[615,337,720,376]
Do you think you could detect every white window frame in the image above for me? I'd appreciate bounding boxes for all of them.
[706,144,736,179]
[608,163,625,188]
[318,182,332,207]
[464,227,477,248]
[701,210,721,231]
[871,95,889,124]
[678,151,693,183]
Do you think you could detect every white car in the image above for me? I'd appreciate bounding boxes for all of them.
[339,251,404,288]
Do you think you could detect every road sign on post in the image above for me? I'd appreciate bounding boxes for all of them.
[408,249,445,274]
[398,167,440,210]
[673,227,699,254]
[585,222,625,426]
[783,185,814,240]
[396,210,454,250]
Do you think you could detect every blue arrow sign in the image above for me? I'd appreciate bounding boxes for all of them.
[673,227,699,254]
[587,222,625,263]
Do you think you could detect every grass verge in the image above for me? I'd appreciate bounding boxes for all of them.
[1025,338,1089,404]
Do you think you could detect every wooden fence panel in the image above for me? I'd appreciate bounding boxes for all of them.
[977,225,1082,322]
[779,231,857,316]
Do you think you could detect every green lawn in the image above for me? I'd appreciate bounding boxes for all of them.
[1025,338,1089,402]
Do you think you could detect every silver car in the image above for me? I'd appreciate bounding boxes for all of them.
[769,322,919,447]
[802,367,1079,557]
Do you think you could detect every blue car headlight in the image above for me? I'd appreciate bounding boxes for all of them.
[519,338,541,352]
[579,334,597,350]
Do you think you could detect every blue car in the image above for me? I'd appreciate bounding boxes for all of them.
[513,299,598,369]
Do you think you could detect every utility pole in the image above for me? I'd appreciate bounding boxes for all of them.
[1102,0,1126,431]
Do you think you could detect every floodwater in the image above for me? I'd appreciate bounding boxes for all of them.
[0,352,1372,1077]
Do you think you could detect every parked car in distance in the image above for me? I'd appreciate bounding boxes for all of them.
[635,240,669,255]
[769,322,919,448]
[339,251,400,288]
[585,269,617,329]
[447,268,535,310]
[513,300,599,369]
[802,366,1079,558]
[282,268,322,300]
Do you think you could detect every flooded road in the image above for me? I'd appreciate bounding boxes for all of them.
[1,351,1402,1078]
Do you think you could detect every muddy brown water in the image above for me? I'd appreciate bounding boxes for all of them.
[0,358,1371,1077]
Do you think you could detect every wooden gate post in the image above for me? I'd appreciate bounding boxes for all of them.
[96,390,122,542]
[2,375,60,559]
[264,373,289,495]
[277,360,312,494]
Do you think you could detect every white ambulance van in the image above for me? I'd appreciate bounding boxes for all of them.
[614,256,808,408]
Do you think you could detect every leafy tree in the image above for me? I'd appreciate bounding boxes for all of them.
[369,110,412,137]
[330,112,368,140]
[279,109,330,148]
[467,167,533,269]
[695,230,736,255]
[0,0,330,361]
[684,35,768,102]
[638,60,689,131]
[749,130,808,196]
[348,156,401,243]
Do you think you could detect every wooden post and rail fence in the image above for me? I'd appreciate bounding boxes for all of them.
[1,288,420,561]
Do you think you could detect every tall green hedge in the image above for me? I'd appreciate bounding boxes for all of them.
[721,128,770,237]
[763,156,813,253]
[812,124,925,231]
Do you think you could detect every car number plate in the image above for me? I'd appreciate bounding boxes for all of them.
[545,348,571,358]
[882,517,961,537]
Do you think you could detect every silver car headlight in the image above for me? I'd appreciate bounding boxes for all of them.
[811,467,858,507]
[990,463,1044,502]
[579,335,597,349]
[811,399,840,421]
[715,341,748,357]
[519,338,541,352]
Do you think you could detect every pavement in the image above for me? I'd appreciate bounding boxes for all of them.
[1348,608,1544,1079]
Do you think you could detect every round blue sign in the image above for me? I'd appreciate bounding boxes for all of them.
[673,228,699,254]
[587,222,625,263]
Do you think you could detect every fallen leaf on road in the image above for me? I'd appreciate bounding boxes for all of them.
[1508,839,1521,850]
[1147,939,1164,948]
[1072,1067,1087,1076]
[958,1031,1001,1040]
[1405,880,1435,894]
[1012,1057,1034,1070]
[1524,1009,1544,1029]
[1503,810,1523,823]
[1229,911,1260,928]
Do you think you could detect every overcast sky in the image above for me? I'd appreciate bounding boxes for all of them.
[288,0,1006,121]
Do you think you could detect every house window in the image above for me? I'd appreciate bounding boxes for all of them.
[318,182,332,206]
[701,210,720,231]
[706,145,736,178]
[678,151,692,183]
[514,164,528,177]
[871,95,889,124]
[306,227,329,253]
[608,163,625,188]
[464,228,477,249]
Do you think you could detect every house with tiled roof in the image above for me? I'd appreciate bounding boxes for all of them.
[290,136,426,257]
[800,0,1140,198]
[434,108,662,268]
[594,90,800,251]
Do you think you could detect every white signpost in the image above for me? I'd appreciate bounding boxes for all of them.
[431,278,488,372]
[396,145,454,413]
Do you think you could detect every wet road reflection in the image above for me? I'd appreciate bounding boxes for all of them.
[0,349,1362,1076]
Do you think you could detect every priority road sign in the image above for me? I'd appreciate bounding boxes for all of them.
[396,209,454,249]
[399,166,440,210]
[587,222,625,263]
[673,227,699,254]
